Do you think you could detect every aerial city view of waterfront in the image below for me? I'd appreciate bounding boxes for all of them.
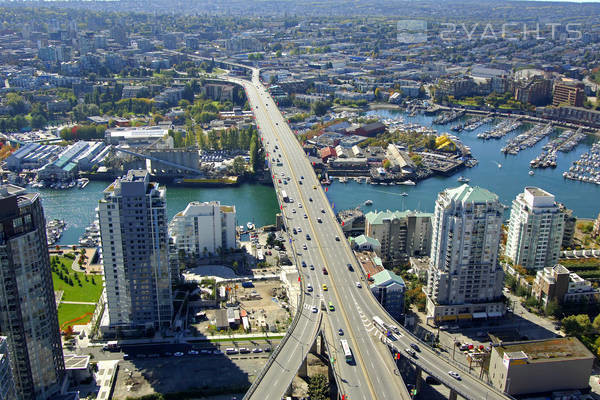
[4,1,600,400]
[40,109,600,245]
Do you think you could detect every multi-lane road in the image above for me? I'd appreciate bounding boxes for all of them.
[222,68,512,400]
[232,70,410,400]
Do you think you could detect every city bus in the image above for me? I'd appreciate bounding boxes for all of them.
[372,315,392,337]
[281,190,289,202]
[340,339,353,363]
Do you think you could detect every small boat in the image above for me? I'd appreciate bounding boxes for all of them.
[398,180,416,186]
[457,176,470,183]
[529,171,534,176]
[498,163,502,168]
[400,192,408,197]
[246,222,255,230]
[364,200,373,206]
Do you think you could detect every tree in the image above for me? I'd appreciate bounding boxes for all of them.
[249,134,261,173]
[592,314,600,331]
[307,374,329,400]
[562,314,592,337]
[232,156,246,176]
[382,159,391,170]
[311,100,331,117]
[31,114,47,130]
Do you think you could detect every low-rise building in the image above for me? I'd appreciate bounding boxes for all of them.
[169,201,237,257]
[489,337,594,396]
[365,209,432,264]
[63,354,92,384]
[553,80,585,108]
[105,126,171,146]
[349,234,381,254]
[532,264,600,306]
[370,270,406,320]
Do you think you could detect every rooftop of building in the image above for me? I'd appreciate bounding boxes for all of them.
[0,184,27,199]
[64,354,90,370]
[355,251,385,277]
[524,186,553,198]
[443,184,499,204]
[365,209,433,225]
[371,269,406,287]
[123,169,148,182]
[351,234,381,247]
[493,337,593,363]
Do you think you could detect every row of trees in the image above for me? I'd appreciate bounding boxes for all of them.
[60,124,107,141]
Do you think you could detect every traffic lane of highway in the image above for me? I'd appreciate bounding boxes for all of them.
[274,124,371,398]
[246,79,400,399]
[267,109,386,398]
[293,181,404,400]
[324,240,410,398]
[269,111,400,398]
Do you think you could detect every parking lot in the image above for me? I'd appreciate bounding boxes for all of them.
[111,341,278,399]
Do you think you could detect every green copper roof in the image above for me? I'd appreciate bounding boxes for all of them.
[371,269,405,287]
[444,184,498,204]
[351,234,381,247]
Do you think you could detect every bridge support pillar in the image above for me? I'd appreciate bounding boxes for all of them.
[298,355,308,380]
[449,389,458,400]
[319,330,328,358]
[310,331,319,355]
[415,365,423,394]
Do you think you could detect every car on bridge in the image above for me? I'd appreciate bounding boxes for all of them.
[329,302,335,311]
[448,371,461,380]
[302,244,307,250]
[312,306,318,313]
[335,236,340,241]
[405,348,417,358]
[322,284,328,291]
[322,268,328,275]
[301,261,306,267]
[317,218,322,223]
[347,263,353,271]
[338,328,344,336]
[410,343,420,352]
[306,234,311,240]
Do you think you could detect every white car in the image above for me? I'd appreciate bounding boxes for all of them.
[298,203,302,208]
[292,209,296,213]
[297,227,302,232]
[174,352,184,357]
[448,371,461,380]
[312,306,318,313]
[355,282,362,288]
[188,350,199,355]
[303,244,308,250]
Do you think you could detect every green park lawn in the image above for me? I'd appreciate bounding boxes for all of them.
[57,303,96,330]
[51,255,103,303]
